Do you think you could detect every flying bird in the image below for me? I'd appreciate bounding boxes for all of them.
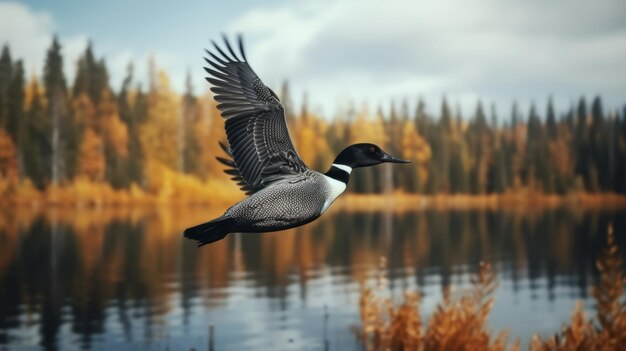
[184,35,409,246]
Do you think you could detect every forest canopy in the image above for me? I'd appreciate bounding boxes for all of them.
[0,38,625,204]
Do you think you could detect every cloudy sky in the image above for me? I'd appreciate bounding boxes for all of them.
[1,0,625,118]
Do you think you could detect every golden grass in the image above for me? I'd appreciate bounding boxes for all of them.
[357,224,626,351]
[0,161,243,207]
[340,192,626,213]
[2,168,626,208]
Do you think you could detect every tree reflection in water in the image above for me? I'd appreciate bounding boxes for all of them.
[0,207,624,350]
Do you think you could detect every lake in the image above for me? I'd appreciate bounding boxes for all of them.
[0,206,624,350]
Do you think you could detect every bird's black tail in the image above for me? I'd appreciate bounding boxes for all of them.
[183,215,236,247]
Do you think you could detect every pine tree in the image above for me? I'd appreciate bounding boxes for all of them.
[438,97,453,192]
[44,36,70,185]
[489,103,498,129]
[574,97,593,190]
[414,97,430,136]
[489,120,506,193]
[118,64,133,126]
[131,84,148,185]
[440,96,452,132]
[511,101,520,128]
[181,72,201,174]
[8,60,25,177]
[23,77,48,188]
[7,60,24,141]
[0,46,12,130]
[591,96,608,190]
[617,106,626,193]
[546,96,557,139]
[99,89,129,187]
[73,42,109,105]
[526,103,555,192]
[118,64,145,186]
[489,132,512,193]
[606,110,617,193]
[526,103,540,186]
[467,100,491,194]
[73,42,113,182]
[449,103,470,193]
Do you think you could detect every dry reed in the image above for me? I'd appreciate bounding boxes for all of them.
[358,258,518,351]
[358,224,626,351]
[531,224,626,351]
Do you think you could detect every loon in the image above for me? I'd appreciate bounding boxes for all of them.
[183,35,409,247]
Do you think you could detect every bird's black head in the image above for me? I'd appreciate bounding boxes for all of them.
[333,143,410,169]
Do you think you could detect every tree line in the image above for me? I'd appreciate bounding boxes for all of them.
[0,37,625,197]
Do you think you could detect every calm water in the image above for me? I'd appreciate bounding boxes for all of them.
[0,206,625,350]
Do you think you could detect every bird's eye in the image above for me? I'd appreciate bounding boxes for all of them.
[370,147,376,152]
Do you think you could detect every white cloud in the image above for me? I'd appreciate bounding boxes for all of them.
[0,2,54,59]
[227,0,626,117]
[2,0,624,118]
[0,2,186,93]
[0,2,87,83]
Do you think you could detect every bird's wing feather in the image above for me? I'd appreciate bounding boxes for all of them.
[206,35,307,194]
[216,141,263,195]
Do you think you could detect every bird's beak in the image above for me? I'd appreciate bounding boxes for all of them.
[381,151,411,163]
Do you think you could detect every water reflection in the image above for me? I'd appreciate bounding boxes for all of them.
[0,207,624,350]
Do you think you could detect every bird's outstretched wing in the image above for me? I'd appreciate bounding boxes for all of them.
[205,35,307,195]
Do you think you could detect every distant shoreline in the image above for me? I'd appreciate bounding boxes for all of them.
[1,187,625,210]
[338,192,626,211]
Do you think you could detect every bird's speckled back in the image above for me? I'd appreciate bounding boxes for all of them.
[225,171,339,232]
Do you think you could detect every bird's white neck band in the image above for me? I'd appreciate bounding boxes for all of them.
[332,164,352,174]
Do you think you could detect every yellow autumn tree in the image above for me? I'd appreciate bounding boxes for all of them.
[24,73,47,111]
[141,70,179,169]
[349,105,389,193]
[77,127,105,181]
[197,93,228,180]
[98,89,128,157]
[292,106,332,170]
[350,105,387,146]
[401,120,431,189]
[72,93,96,129]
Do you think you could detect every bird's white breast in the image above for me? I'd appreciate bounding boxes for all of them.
[321,175,347,213]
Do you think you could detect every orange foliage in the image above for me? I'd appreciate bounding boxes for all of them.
[77,127,105,181]
[0,128,19,180]
[197,93,227,179]
[98,90,128,156]
[549,139,573,180]
[401,120,431,185]
[350,106,388,147]
[401,120,430,163]
[142,159,242,205]
[72,93,96,128]
[293,111,332,169]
